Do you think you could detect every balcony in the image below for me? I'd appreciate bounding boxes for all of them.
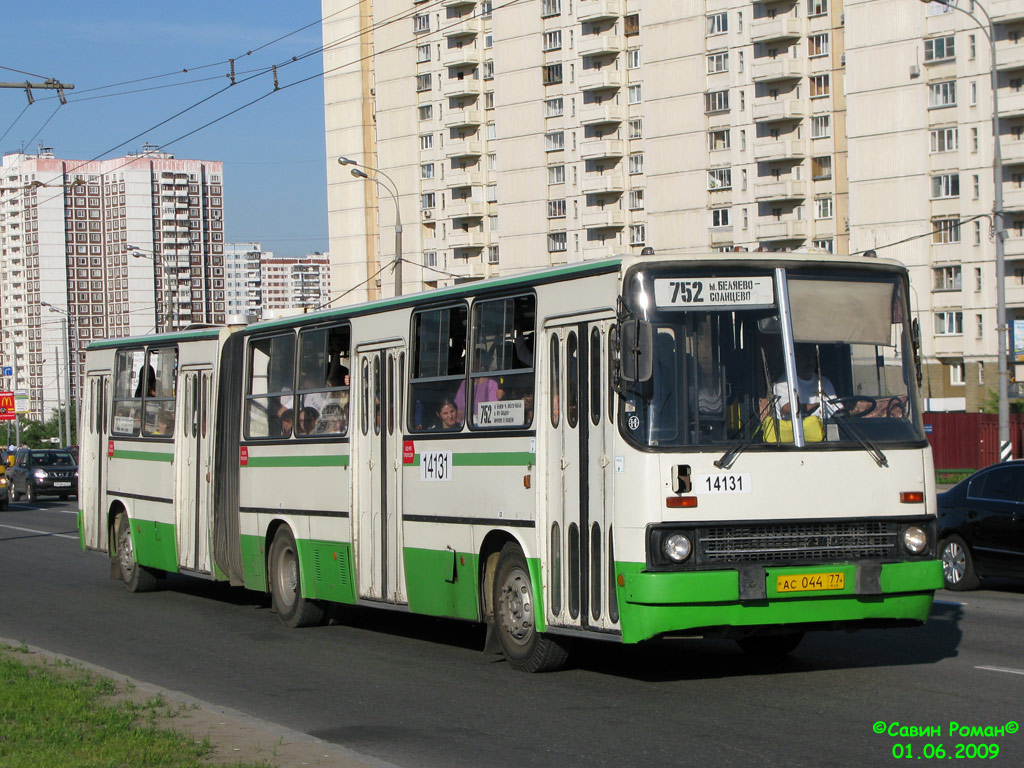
[751,57,805,83]
[447,199,486,219]
[996,41,1024,72]
[750,16,802,44]
[443,77,482,98]
[578,0,622,22]
[582,209,626,229]
[756,219,808,241]
[580,138,625,159]
[443,46,480,68]
[1003,139,1024,166]
[1004,185,1024,211]
[579,68,623,92]
[581,173,625,195]
[445,138,484,158]
[582,244,618,260]
[754,179,808,201]
[992,0,1024,23]
[1002,90,1024,118]
[446,169,483,188]
[753,139,805,161]
[442,0,477,7]
[579,35,622,58]
[709,227,734,246]
[444,107,483,128]
[448,229,486,248]
[579,102,625,125]
[752,99,806,123]
[443,16,483,39]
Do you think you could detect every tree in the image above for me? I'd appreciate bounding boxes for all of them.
[980,388,1024,415]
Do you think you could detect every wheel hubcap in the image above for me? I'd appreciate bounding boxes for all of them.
[498,566,534,646]
[274,546,298,608]
[118,523,134,576]
[942,542,965,584]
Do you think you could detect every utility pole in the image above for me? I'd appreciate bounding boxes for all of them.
[0,78,74,104]
[54,345,64,445]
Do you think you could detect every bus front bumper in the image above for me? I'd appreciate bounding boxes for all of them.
[616,559,943,644]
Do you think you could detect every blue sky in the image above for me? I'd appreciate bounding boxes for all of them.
[1,1,328,257]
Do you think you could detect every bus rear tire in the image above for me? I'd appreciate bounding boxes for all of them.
[492,542,570,673]
[269,527,324,628]
[736,631,804,660]
[115,513,159,593]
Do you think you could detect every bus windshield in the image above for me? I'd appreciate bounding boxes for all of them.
[619,267,925,450]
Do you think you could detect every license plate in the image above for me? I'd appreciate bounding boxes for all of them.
[53,481,72,488]
[776,572,845,593]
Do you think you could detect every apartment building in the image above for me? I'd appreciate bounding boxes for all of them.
[224,242,267,318]
[847,0,1024,411]
[260,253,332,317]
[0,147,225,421]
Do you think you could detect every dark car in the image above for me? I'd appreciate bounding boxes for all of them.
[937,461,1024,590]
[6,449,79,503]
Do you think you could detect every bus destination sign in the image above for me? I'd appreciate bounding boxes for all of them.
[654,276,774,310]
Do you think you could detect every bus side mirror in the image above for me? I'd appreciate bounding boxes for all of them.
[620,319,653,382]
[911,318,922,386]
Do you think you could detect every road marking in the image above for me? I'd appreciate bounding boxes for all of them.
[933,599,966,606]
[0,523,78,540]
[975,665,1024,676]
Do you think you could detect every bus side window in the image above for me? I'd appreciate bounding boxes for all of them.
[112,348,145,436]
[468,293,535,429]
[143,346,178,437]
[245,333,296,438]
[296,324,350,437]
[409,304,468,432]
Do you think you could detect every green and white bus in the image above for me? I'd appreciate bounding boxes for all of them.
[78,251,943,671]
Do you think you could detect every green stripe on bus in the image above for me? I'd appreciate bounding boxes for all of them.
[112,449,174,463]
[406,451,535,467]
[244,454,349,468]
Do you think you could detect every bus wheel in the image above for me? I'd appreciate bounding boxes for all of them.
[492,542,570,673]
[115,513,159,593]
[269,527,324,628]
[736,632,804,659]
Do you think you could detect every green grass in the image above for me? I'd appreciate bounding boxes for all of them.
[0,647,273,768]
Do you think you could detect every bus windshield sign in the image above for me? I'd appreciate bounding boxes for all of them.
[653,276,774,310]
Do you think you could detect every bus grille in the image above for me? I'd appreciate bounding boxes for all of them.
[698,521,897,564]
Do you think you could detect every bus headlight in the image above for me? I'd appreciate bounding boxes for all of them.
[901,526,927,554]
[663,533,692,563]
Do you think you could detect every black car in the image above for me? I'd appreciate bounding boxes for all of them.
[6,449,79,502]
[937,461,1024,590]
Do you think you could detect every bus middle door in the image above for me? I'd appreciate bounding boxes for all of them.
[176,366,214,574]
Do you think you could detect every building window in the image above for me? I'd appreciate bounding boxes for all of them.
[629,119,643,139]
[545,131,565,151]
[624,13,639,36]
[543,64,563,85]
[541,0,561,18]
[417,44,431,63]
[413,14,430,34]
[707,52,729,74]
[483,60,494,80]
[421,193,436,210]
[934,311,963,336]
[812,238,834,253]
[931,173,960,199]
[814,197,833,220]
[929,81,957,108]
[932,217,961,244]
[486,184,497,203]
[545,97,564,117]
[548,231,567,252]
[707,12,727,36]
[628,84,642,104]
[811,115,831,138]
[708,168,732,190]
[708,129,730,151]
[629,189,645,210]
[808,0,828,17]
[548,164,565,185]
[420,133,433,150]
[950,361,965,385]
[485,91,495,110]
[487,153,497,171]
[421,163,435,180]
[419,105,433,121]
[930,127,958,153]
[933,265,962,291]
[628,152,644,175]
[547,199,567,218]
[543,30,562,51]
[627,49,641,69]
[811,155,832,179]
[488,245,499,264]
[810,74,830,98]
[809,34,829,58]
[705,90,729,113]
[924,36,955,62]
[710,207,731,228]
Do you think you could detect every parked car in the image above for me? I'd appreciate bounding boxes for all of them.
[6,449,79,502]
[937,461,1024,590]
[0,463,8,510]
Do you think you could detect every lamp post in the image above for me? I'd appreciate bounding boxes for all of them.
[920,0,1008,459]
[128,245,174,332]
[40,301,73,447]
[339,156,404,297]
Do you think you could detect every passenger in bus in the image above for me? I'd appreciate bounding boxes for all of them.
[436,398,462,430]
[297,406,320,435]
[279,408,295,437]
[135,365,157,398]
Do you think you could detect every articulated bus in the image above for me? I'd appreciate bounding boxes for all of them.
[78,251,943,672]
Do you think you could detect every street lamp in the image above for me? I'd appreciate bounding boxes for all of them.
[128,245,174,332]
[40,301,73,447]
[339,156,404,297]
[920,0,1008,459]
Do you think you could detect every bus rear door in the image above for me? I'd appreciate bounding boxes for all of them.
[81,372,110,551]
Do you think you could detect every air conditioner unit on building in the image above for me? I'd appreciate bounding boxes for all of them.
[423,210,433,219]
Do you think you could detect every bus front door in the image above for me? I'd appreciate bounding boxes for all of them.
[175,367,214,573]
[354,342,406,604]
[543,315,618,634]
[81,373,110,551]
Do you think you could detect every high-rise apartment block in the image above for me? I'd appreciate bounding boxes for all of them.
[224,242,267,318]
[322,0,1024,412]
[260,253,332,317]
[0,147,225,421]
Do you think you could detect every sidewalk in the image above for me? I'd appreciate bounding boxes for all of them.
[2,640,394,768]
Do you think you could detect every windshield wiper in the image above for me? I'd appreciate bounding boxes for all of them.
[715,395,779,470]
[830,406,889,468]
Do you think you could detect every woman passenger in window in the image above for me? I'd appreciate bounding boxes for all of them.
[436,397,463,430]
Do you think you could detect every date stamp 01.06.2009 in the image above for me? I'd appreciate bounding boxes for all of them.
[872,720,1019,760]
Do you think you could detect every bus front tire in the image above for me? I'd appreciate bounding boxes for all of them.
[492,542,570,673]
[115,513,159,593]
[269,527,324,628]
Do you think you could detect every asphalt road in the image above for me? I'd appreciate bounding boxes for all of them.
[1,498,1021,768]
